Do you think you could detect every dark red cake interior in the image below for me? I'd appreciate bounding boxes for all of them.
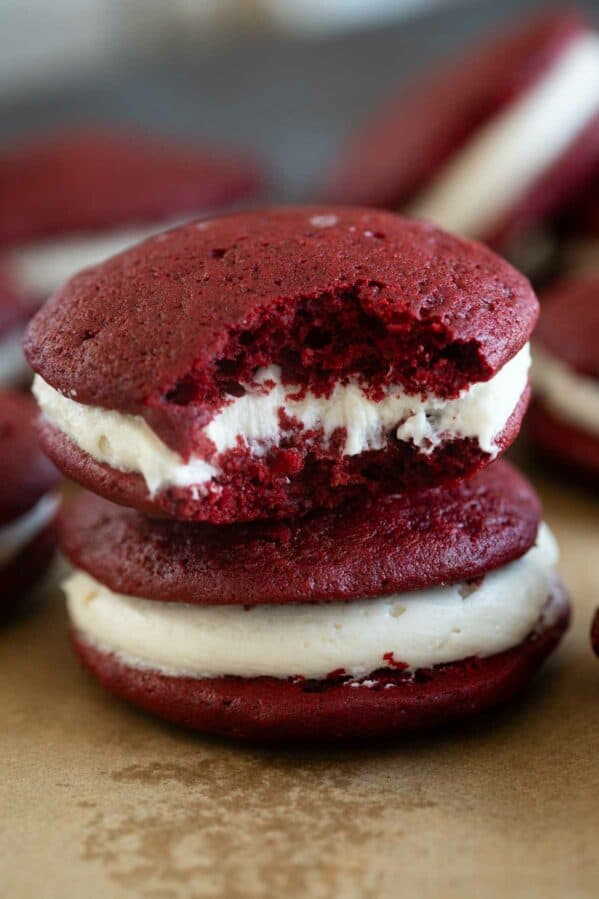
[168,284,487,411]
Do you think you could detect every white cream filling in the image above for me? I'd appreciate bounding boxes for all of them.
[0,492,59,568]
[65,523,558,680]
[532,345,599,436]
[0,327,30,386]
[6,219,186,303]
[408,34,599,240]
[32,343,529,497]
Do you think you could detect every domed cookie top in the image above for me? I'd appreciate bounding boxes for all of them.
[27,207,537,522]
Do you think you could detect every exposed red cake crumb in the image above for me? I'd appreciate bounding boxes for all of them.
[382,652,410,671]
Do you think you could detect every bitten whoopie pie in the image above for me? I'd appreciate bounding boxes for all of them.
[60,462,569,741]
[26,207,537,524]
[530,276,599,480]
[0,390,60,614]
[0,268,29,387]
[0,127,262,305]
[326,10,599,265]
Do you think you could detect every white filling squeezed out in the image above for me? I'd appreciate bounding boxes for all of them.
[65,524,558,680]
[33,343,530,497]
[409,34,599,239]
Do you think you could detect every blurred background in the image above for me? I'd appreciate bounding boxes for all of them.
[3,0,596,200]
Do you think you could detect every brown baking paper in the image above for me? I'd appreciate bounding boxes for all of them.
[2,465,598,899]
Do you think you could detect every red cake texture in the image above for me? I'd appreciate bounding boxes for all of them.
[59,461,540,606]
[325,10,599,250]
[0,127,262,249]
[26,208,536,522]
[71,583,569,742]
[0,390,60,526]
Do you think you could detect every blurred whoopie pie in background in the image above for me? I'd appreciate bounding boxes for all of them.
[0,126,263,307]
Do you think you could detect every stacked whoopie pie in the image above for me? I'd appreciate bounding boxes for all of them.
[25,207,570,741]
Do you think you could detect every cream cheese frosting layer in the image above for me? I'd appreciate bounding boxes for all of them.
[32,343,530,497]
[0,327,29,386]
[65,523,558,681]
[532,345,599,436]
[0,492,59,567]
[408,33,599,240]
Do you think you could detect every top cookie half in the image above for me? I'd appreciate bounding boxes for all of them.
[25,207,537,523]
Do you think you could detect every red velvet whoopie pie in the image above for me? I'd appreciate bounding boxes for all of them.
[61,462,569,742]
[26,207,537,524]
